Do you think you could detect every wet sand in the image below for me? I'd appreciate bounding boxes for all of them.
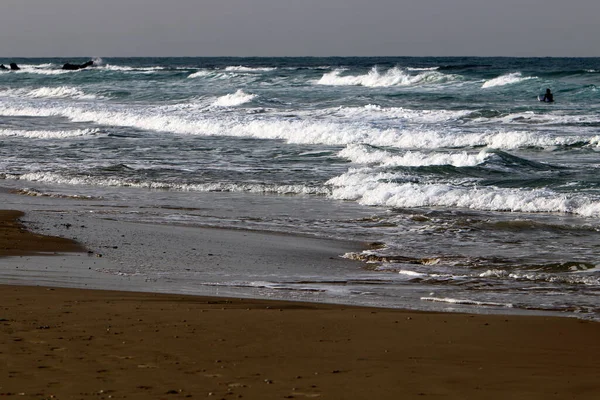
[0,210,85,257]
[1,210,600,399]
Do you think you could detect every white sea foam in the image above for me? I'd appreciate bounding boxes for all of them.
[13,187,97,199]
[0,128,98,139]
[328,170,600,217]
[481,269,600,286]
[187,70,239,80]
[372,128,600,150]
[421,297,514,308]
[3,101,597,152]
[6,172,329,196]
[11,66,73,75]
[212,89,257,107]
[398,270,426,277]
[187,70,212,78]
[0,102,386,145]
[27,86,96,100]
[482,72,536,88]
[338,144,489,167]
[0,86,96,100]
[100,64,165,72]
[334,104,471,123]
[316,67,453,87]
[473,111,600,126]
[224,66,277,72]
[479,269,508,278]
[406,67,440,71]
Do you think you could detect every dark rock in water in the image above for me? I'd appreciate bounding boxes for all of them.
[9,63,20,70]
[62,60,94,70]
[0,64,7,70]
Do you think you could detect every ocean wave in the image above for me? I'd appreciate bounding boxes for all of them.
[471,111,600,126]
[333,104,471,123]
[421,297,514,308]
[4,172,330,195]
[224,66,277,72]
[338,144,489,167]
[3,101,598,151]
[480,269,600,286]
[481,72,536,88]
[0,128,98,139]
[187,70,212,79]
[0,102,391,145]
[187,70,240,80]
[472,130,600,149]
[328,170,600,217]
[100,64,167,73]
[12,187,98,199]
[316,66,454,87]
[0,86,98,100]
[406,67,440,71]
[212,89,257,107]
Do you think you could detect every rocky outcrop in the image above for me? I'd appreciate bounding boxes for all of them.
[62,60,94,70]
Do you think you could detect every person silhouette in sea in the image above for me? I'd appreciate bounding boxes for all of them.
[542,88,554,102]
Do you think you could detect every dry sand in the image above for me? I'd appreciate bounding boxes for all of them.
[1,210,599,399]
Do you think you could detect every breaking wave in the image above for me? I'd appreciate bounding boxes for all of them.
[212,89,257,107]
[328,170,600,217]
[332,104,471,123]
[4,171,329,196]
[0,128,99,139]
[482,72,536,88]
[224,66,277,72]
[1,102,598,150]
[316,66,454,87]
[0,86,97,100]
[338,144,489,167]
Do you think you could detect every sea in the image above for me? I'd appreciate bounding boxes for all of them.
[1,56,599,320]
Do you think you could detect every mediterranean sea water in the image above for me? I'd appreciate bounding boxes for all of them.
[1,57,599,319]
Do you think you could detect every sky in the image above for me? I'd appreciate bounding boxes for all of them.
[1,0,599,57]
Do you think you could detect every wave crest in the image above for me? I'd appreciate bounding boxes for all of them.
[224,66,277,72]
[317,66,453,87]
[328,170,600,217]
[5,172,329,196]
[0,86,97,100]
[338,144,489,167]
[0,128,98,139]
[482,72,536,88]
[212,89,257,107]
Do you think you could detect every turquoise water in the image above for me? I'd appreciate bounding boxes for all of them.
[1,57,599,318]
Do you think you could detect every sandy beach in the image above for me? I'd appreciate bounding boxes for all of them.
[1,210,600,399]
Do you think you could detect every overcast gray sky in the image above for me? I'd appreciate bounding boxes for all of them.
[1,0,598,57]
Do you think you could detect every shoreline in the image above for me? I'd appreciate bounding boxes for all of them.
[0,210,86,257]
[1,209,600,398]
[5,206,581,318]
